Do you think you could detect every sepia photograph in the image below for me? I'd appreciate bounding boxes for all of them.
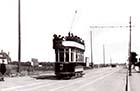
[0,0,140,91]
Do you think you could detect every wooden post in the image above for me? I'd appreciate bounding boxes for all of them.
[18,0,21,73]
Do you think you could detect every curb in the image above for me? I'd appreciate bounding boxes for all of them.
[126,70,130,91]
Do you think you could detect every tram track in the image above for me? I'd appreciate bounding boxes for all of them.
[49,68,121,91]
[23,68,121,91]
[2,67,124,91]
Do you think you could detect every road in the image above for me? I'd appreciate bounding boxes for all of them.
[0,67,127,91]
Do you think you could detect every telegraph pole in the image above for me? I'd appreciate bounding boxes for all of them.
[90,31,93,67]
[17,0,21,73]
[90,17,134,68]
[103,44,105,65]
[129,16,131,56]
[128,16,132,76]
[110,57,112,65]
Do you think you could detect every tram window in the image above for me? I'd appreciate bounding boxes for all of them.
[76,53,78,61]
[55,50,58,62]
[66,49,69,62]
[78,52,82,62]
[59,49,64,52]
[71,52,73,62]
[59,49,64,62]
[79,54,84,61]
[71,49,73,62]
[60,52,64,62]
[76,52,84,62]
[78,53,81,62]
[81,53,84,61]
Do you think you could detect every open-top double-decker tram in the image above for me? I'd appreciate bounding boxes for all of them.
[53,32,85,78]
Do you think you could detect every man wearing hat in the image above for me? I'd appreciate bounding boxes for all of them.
[0,60,6,81]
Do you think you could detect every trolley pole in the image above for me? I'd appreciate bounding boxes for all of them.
[69,10,77,33]
[90,31,93,68]
[17,0,21,73]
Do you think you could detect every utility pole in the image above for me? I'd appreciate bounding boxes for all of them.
[17,0,21,73]
[90,31,93,68]
[128,16,132,76]
[129,16,131,56]
[90,17,134,67]
[110,57,112,65]
[103,44,105,65]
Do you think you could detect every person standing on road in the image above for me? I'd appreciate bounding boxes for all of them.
[129,52,138,76]
[136,58,140,71]
[0,60,6,81]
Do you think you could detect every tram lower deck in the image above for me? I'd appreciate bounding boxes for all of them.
[55,62,85,78]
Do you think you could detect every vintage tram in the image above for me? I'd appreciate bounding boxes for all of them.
[53,32,85,78]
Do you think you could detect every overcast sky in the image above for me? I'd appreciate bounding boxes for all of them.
[0,0,140,64]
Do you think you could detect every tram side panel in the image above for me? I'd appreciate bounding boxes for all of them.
[55,62,75,77]
[55,62,85,77]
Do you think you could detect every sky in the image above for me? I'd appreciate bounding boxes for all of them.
[0,0,140,64]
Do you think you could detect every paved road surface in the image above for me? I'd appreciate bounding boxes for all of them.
[0,67,127,91]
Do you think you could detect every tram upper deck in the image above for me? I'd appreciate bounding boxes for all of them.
[53,32,85,63]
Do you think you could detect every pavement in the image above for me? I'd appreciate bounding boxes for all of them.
[129,69,140,91]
